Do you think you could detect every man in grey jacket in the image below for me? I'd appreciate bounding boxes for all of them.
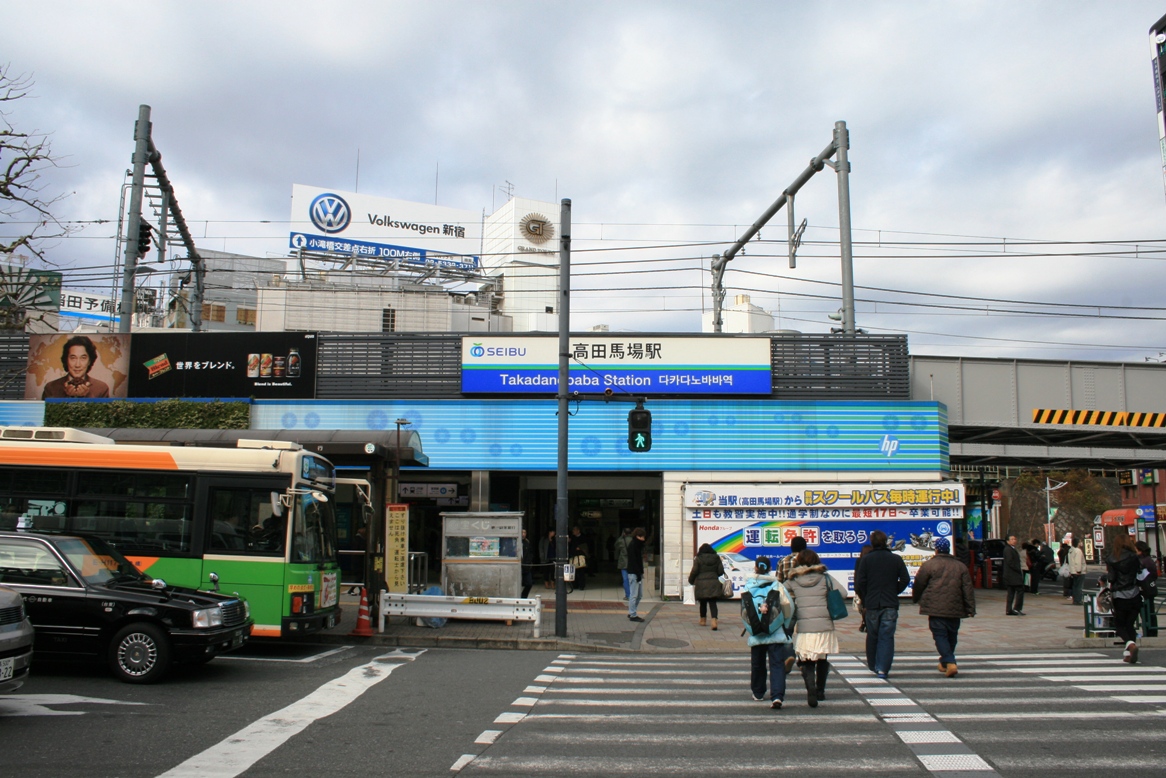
[912,537,975,677]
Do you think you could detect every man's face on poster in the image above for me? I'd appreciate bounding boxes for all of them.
[66,344,92,379]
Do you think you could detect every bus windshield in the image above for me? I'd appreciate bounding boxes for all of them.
[290,490,337,564]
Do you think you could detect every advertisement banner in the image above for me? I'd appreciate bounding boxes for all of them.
[698,515,955,598]
[25,333,131,400]
[461,335,772,395]
[289,184,481,271]
[127,332,317,399]
[685,482,965,511]
[689,481,964,598]
[385,504,409,593]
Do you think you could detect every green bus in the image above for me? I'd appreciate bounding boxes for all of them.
[0,427,342,638]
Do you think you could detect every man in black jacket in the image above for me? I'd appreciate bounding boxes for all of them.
[854,530,911,679]
[1002,535,1026,616]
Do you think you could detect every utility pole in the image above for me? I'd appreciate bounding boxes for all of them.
[555,198,571,638]
[118,105,151,333]
[711,120,856,335]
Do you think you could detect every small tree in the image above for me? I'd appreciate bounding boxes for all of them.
[0,64,70,331]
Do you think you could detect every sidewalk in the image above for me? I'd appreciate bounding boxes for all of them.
[304,581,1165,654]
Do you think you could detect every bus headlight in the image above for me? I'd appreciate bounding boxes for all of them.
[243,599,250,620]
[192,607,223,628]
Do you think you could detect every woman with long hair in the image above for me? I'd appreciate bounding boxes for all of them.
[784,549,840,707]
[688,543,726,630]
[1107,533,1144,664]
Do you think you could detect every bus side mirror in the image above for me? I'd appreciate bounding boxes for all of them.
[270,492,284,518]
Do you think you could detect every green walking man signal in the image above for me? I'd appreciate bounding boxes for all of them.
[627,403,652,452]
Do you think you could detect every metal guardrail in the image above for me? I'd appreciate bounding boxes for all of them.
[378,592,543,638]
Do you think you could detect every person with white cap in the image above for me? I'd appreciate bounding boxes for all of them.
[912,537,976,677]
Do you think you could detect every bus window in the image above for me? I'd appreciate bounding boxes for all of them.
[291,491,336,564]
[71,500,192,554]
[207,487,286,556]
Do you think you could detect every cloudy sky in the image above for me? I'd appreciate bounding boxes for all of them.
[4,1,1166,361]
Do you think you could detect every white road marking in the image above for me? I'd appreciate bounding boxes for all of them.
[217,646,354,663]
[156,650,422,778]
[511,697,539,707]
[494,711,526,724]
[474,730,503,745]
[450,754,476,772]
[0,693,146,718]
[1074,684,1166,692]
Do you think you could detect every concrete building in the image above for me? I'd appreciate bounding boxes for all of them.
[701,294,775,334]
[482,197,561,332]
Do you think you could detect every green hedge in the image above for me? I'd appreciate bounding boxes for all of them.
[45,399,251,430]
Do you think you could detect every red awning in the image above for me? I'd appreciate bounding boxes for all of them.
[1100,508,1139,527]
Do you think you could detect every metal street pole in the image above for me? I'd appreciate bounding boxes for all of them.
[1153,467,1162,572]
[119,104,151,333]
[834,120,856,335]
[555,199,571,638]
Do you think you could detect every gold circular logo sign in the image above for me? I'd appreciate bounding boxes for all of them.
[519,213,554,245]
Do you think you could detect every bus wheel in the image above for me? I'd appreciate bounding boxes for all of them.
[109,623,171,684]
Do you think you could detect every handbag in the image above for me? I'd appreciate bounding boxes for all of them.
[570,554,587,570]
[721,577,734,598]
[1058,563,1071,580]
[825,575,849,620]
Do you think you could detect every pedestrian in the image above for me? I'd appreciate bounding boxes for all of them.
[569,525,589,591]
[776,536,807,582]
[1002,535,1026,616]
[854,543,873,633]
[912,537,976,677]
[1038,539,1055,592]
[1067,536,1087,605]
[854,529,910,679]
[1023,541,1040,594]
[614,527,632,600]
[1058,533,1073,598]
[785,549,840,707]
[688,542,726,630]
[1136,540,1159,636]
[1106,533,1144,663]
[539,529,556,589]
[741,556,795,710]
[520,529,534,598]
[626,527,647,623]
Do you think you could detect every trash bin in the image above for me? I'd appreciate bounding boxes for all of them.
[440,512,523,598]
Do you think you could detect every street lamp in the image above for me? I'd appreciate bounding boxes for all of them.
[394,418,411,501]
[1044,477,1068,544]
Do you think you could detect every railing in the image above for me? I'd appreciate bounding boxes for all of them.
[378,592,543,638]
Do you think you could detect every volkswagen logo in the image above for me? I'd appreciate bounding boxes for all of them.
[309,192,351,234]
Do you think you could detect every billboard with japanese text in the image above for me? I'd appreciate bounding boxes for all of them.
[688,482,965,597]
[127,332,318,399]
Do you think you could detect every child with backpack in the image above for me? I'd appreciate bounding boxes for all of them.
[741,557,796,709]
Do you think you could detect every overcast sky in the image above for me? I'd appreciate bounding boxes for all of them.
[4,1,1166,361]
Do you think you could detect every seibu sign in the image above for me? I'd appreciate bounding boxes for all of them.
[460,335,772,395]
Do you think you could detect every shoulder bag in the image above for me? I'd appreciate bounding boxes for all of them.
[825,575,849,620]
[721,576,734,598]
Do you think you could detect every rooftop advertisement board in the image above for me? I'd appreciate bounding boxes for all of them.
[288,184,482,271]
[460,335,772,395]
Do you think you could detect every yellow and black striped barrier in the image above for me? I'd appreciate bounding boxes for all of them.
[1032,409,1166,427]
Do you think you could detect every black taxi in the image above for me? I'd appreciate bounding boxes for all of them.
[0,531,252,683]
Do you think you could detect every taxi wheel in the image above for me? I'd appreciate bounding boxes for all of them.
[109,623,171,684]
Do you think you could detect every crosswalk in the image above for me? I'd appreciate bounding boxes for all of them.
[452,650,1166,776]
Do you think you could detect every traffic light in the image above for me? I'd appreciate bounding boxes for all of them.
[136,222,152,257]
[627,405,652,452]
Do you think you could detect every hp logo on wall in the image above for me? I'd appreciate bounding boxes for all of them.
[309,192,351,234]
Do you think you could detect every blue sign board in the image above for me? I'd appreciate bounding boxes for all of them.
[289,232,480,271]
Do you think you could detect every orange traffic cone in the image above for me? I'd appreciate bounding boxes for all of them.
[348,587,375,637]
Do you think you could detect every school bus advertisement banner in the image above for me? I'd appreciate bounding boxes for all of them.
[689,483,965,595]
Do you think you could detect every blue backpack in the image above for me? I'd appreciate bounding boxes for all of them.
[741,582,785,637]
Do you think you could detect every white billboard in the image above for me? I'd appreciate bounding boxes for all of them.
[288,184,482,271]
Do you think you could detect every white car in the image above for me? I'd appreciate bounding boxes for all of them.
[718,552,755,599]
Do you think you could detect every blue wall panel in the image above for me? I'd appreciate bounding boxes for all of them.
[0,401,45,426]
[254,399,949,473]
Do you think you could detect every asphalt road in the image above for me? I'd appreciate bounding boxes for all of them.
[2,644,1164,777]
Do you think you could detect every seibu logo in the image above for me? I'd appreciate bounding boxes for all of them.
[469,343,526,358]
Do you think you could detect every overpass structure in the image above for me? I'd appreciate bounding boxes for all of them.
[912,356,1166,470]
